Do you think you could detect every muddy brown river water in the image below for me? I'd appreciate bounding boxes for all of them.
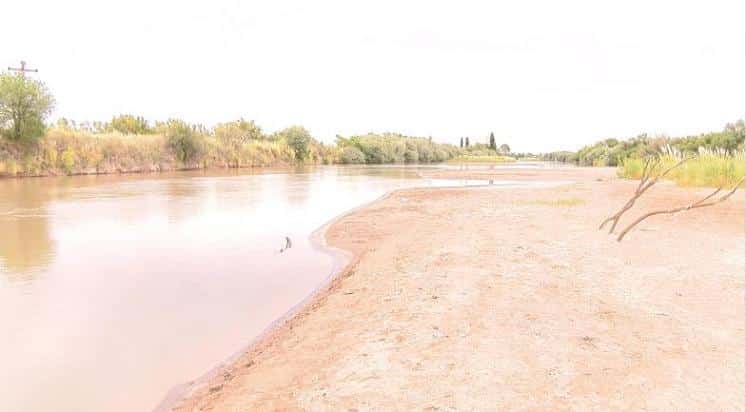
[0,164,561,412]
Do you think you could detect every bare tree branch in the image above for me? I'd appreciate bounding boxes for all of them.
[636,157,652,190]
[599,156,693,234]
[692,187,722,206]
[617,177,744,241]
[599,157,657,232]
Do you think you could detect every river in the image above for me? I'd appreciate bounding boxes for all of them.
[0,165,492,412]
[0,164,564,412]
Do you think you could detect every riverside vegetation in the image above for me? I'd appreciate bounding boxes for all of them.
[619,146,745,188]
[0,125,465,177]
[0,73,470,177]
[3,71,740,186]
[543,121,745,187]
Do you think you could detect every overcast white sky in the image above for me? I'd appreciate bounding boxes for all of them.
[2,0,744,152]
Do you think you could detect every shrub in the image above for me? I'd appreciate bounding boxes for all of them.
[336,133,456,164]
[108,114,151,135]
[276,126,312,161]
[60,147,76,173]
[214,119,263,145]
[340,146,366,164]
[404,148,419,163]
[163,119,204,164]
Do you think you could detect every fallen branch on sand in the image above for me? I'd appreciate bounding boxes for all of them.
[616,177,744,241]
[599,156,692,234]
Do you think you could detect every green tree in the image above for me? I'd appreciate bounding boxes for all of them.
[108,114,151,134]
[465,137,470,147]
[460,137,464,148]
[499,143,511,154]
[489,132,496,150]
[277,125,312,161]
[163,119,204,164]
[0,73,55,140]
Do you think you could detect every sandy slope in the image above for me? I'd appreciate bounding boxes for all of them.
[169,167,744,411]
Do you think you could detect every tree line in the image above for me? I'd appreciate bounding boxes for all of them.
[0,72,476,176]
[458,132,511,155]
[543,122,745,166]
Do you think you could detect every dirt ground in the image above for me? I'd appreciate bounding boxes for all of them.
[169,167,744,411]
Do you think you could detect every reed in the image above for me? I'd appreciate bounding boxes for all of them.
[0,128,298,177]
[619,147,745,188]
[0,126,462,177]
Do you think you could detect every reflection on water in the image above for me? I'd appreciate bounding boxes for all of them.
[0,215,53,280]
[0,179,57,280]
[0,166,450,412]
[442,160,572,170]
[0,165,559,412]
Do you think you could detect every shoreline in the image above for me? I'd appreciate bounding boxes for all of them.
[155,187,408,411]
[163,167,744,410]
[0,161,489,180]
[155,181,507,411]
[0,160,577,181]
[0,163,307,180]
[157,180,571,411]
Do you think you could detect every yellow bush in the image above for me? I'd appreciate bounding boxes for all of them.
[60,148,77,173]
[8,160,19,175]
[619,150,744,188]
[43,145,58,168]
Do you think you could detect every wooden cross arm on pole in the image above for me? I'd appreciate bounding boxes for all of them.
[7,61,38,76]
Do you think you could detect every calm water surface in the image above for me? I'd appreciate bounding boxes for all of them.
[0,166,448,412]
[0,164,556,412]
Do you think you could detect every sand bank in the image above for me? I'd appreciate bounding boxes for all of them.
[168,167,744,411]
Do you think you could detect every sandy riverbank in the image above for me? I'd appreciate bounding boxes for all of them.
[168,167,744,411]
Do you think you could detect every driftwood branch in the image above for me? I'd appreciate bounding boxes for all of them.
[616,177,744,241]
[599,156,692,234]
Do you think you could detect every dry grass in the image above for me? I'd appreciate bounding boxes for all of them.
[619,147,745,188]
[0,129,301,177]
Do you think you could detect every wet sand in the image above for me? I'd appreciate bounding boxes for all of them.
[167,167,744,411]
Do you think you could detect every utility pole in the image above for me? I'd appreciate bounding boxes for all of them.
[8,60,38,77]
